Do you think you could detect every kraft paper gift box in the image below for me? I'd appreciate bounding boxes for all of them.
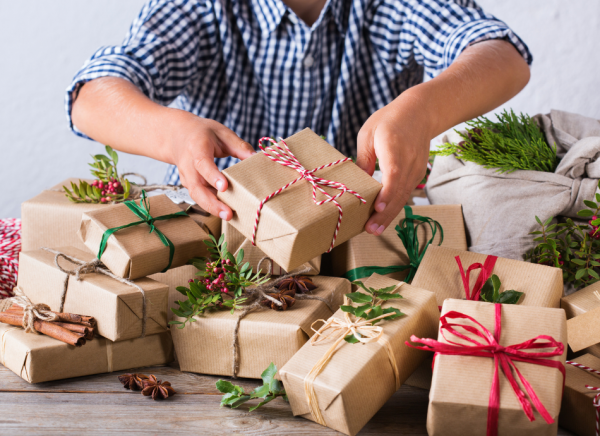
[330,204,467,282]
[417,299,567,436]
[217,128,382,273]
[561,281,600,357]
[171,276,349,379]
[560,353,600,436]
[222,220,321,276]
[78,194,206,279]
[0,323,173,384]
[412,245,564,308]
[149,264,199,323]
[17,246,169,341]
[279,274,439,436]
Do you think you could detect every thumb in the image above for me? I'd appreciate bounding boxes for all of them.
[215,125,256,160]
[355,129,377,176]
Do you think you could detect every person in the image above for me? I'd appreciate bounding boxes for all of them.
[66,0,531,235]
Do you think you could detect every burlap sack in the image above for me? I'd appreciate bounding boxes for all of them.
[426,110,600,260]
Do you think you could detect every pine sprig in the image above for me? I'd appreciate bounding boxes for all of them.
[431,109,558,173]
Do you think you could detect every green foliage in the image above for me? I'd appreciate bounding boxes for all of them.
[479,274,523,304]
[216,363,287,411]
[431,109,558,173]
[169,234,270,328]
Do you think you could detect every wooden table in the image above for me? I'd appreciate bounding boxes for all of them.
[0,364,574,435]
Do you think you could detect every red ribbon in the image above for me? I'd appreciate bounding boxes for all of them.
[456,254,498,301]
[406,303,565,436]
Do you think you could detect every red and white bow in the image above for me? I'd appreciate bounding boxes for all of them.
[567,360,600,436]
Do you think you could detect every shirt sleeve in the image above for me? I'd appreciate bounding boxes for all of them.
[65,0,217,138]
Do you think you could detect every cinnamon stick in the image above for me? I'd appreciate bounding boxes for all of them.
[0,312,86,347]
[7,305,96,328]
[53,321,93,337]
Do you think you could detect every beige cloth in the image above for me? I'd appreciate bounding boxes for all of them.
[426,110,600,261]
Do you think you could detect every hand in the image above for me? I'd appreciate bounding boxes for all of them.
[355,93,432,235]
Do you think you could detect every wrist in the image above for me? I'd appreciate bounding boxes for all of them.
[390,85,438,140]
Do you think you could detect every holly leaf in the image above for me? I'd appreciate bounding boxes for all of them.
[351,280,370,293]
[479,278,494,303]
[495,290,524,305]
[249,395,277,412]
[340,305,356,316]
[250,383,270,399]
[381,307,404,320]
[491,274,501,302]
[345,292,373,304]
[260,362,277,386]
[216,380,237,394]
[344,333,361,344]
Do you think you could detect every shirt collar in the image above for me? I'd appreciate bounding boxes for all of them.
[251,0,347,34]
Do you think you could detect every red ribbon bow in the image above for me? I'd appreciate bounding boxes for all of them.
[566,360,600,436]
[252,137,366,252]
[406,303,565,436]
[456,254,498,301]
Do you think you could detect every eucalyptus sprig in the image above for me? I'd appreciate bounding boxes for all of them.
[479,274,523,304]
[216,363,287,411]
[169,234,270,328]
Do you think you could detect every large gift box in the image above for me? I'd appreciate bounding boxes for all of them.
[222,220,320,276]
[411,299,567,436]
[171,276,349,379]
[279,274,439,436]
[0,323,173,383]
[412,246,563,308]
[217,129,382,272]
[149,264,199,322]
[78,194,206,279]
[17,246,169,341]
[330,204,467,281]
[561,282,600,356]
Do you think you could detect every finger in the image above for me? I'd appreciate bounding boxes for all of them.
[180,162,233,220]
[214,124,256,160]
[355,127,377,176]
[192,138,230,193]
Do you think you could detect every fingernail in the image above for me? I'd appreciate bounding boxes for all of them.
[219,211,228,220]
[375,202,386,213]
[368,223,379,234]
[216,180,225,191]
[375,225,385,236]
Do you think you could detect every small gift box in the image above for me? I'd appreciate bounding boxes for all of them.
[409,299,567,436]
[17,246,169,341]
[560,354,600,436]
[561,282,600,356]
[78,193,206,279]
[412,246,563,308]
[279,274,439,436]
[329,204,467,282]
[0,322,173,383]
[171,276,349,379]
[217,129,382,273]
[222,220,320,276]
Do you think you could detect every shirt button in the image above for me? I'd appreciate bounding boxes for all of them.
[303,54,314,68]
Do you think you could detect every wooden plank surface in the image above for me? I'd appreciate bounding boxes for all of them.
[0,364,574,435]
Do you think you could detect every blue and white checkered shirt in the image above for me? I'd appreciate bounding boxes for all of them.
[66,0,531,185]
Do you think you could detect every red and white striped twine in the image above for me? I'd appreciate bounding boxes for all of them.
[0,218,21,299]
[252,137,365,253]
[567,360,600,436]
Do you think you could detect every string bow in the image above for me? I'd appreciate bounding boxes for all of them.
[406,304,565,436]
[0,287,58,333]
[456,254,498,300]
[252,137,365,253]
[566,360,600,436]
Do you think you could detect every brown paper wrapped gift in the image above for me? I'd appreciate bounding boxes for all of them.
[149,264,199,323]
[279,274,439,436]
[217,128,381,273]
[412,246,563,308]
[78,194,206,279]
[222,220,320,276]
[560,353,600,436]
[17,246,168,341]
[171,276,349,379]
[561,281,600,355]
[330,204,467,281]
[416,299,567,436]
[0,323,173,383]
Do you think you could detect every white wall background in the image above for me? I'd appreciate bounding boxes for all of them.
[1,0,599,218]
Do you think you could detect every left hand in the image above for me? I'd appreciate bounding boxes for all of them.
[355,94,432,235]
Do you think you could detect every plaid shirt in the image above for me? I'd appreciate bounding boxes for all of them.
[66,0,531,185]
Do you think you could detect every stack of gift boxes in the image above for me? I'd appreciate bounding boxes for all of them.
[3,127,598,436]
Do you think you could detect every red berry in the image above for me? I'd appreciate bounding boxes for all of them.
[188,279,194,283]
[100,197,107,203]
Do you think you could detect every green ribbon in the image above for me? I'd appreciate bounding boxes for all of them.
[97,190,189,273]
[344,205,443,283]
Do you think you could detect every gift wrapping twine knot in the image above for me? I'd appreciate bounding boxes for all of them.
[252,137,365,253]
[566,360,600,436]
[406,303,565,436]
[0,286,58,333]
[456,254,498,301]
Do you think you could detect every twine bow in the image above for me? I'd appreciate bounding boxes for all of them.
[344,205,443,282]
[97,190,188,272]
[252,137,365,253]
[456,255,498,301]
[566,360,600,436]
[406,304,565,436]
[0,286,58,333]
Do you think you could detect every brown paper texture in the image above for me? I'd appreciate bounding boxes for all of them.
[178,203,222,237]
[171,276,349,379]
[428,299,567,436]
[404,355,433,390]
[217,129,382,273]
[149,264,199,322]
[78,194,207,279]
[560,353,600,436]
[222,220,320,276]
[0,323,173,383]
[412,246,563,308]
[279,274,439,436]
[330,204,467,281]
[562,282,600,352]
[17,247,169,342]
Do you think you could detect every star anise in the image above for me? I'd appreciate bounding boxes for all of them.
[276,276,317,293]
[261,289,296,311]
[118,373,149,391]
[141,375,176,400]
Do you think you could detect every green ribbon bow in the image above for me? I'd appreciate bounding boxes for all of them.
[344,205,443,283]
[97,190,189,273]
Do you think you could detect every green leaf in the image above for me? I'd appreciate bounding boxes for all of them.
[571,259,587,266]
[535,216,543,225]
[576,269,587,280]
[479,278,494,303]
[381,307,404,320]
[344,333,360,344]
[353,304,371,318]
[376,292,403,300]
[351,280,370,293]
[584,200,598,209]
[543,216,553,227]
[229,395,252,408]
[491,274,501,302]
[495,290,524,305]
[340,305,356,315]
[216,380,237,394]
[578,209,594,217]
[250,384,270,399]
[249,395,277,412]
[260,362,277,386]
[236,249,244,266]
[345,292,373,304]
[589,269,600,280]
